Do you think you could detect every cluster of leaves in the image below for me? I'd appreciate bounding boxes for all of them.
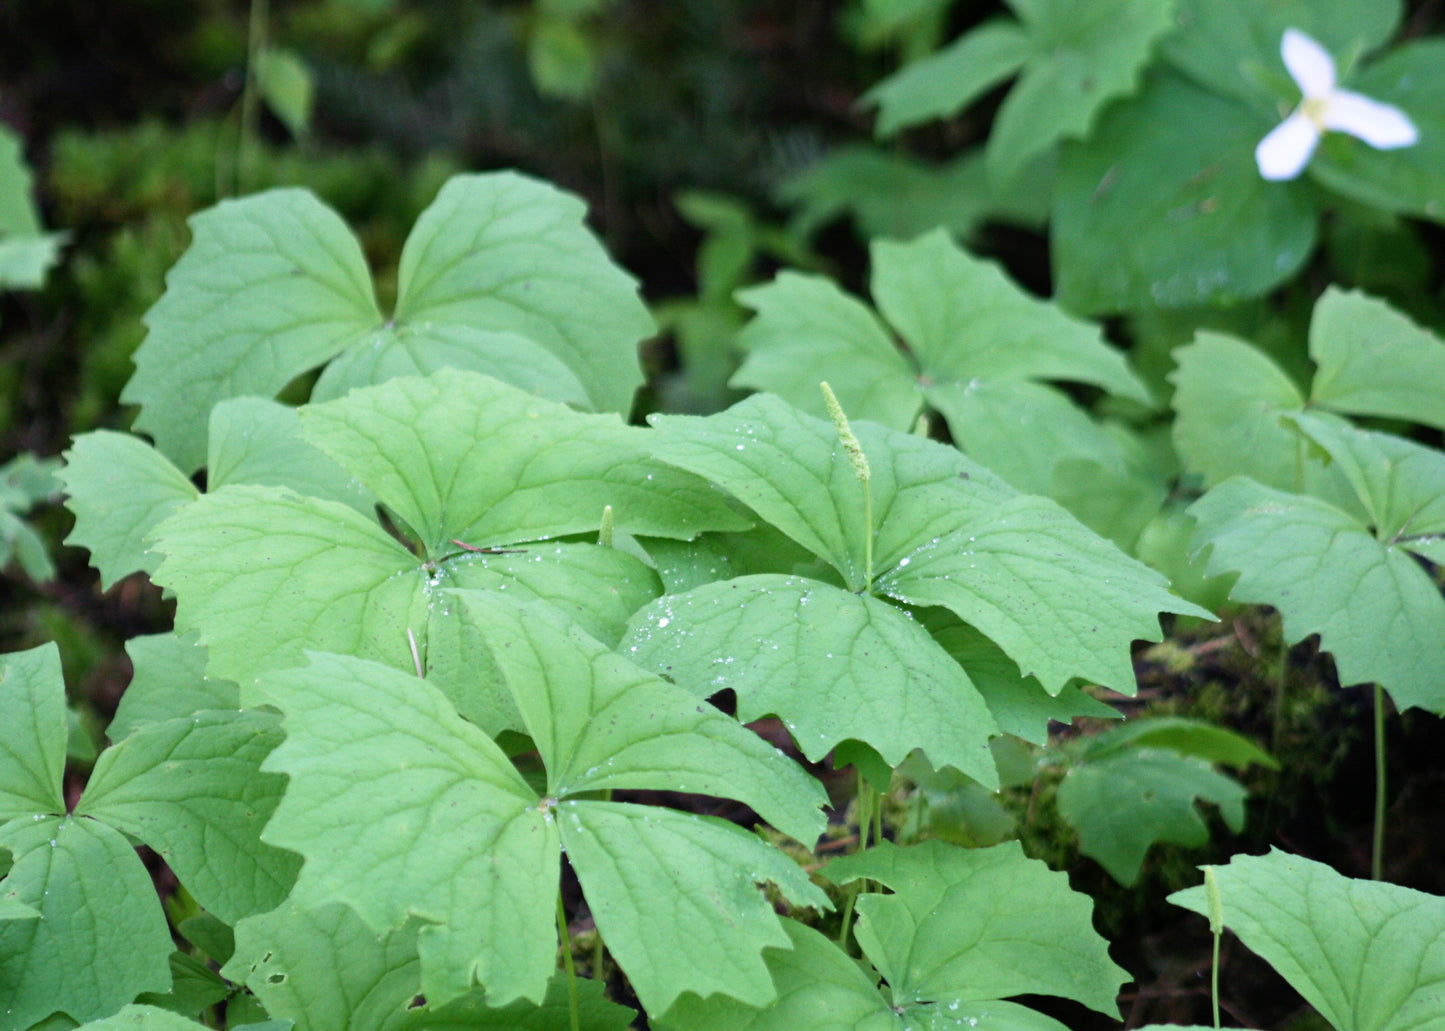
[0,166,1299,1029]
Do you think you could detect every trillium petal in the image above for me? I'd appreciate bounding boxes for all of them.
[1256,111,1321,181]
[1322,90,1420,149]
[1281,28,1337,97]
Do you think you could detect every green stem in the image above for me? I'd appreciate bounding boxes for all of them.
[557,892,581,1031]
[1372,684,1387,881]
[1210,930,1221,1030]
[837,884,859,951]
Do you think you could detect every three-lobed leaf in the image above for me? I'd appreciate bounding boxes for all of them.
[824,839,1128,1017]
[647,394,1208,695]
[122,173,654,472]
[734,231,1147,493]
[1171,849,1445,1031]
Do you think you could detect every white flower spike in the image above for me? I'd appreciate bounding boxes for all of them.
[1255,28,1419,181]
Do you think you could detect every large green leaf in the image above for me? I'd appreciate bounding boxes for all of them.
[75,710,300,923]
[1053,71,1317,314]
[74,1005,212,1030]
[251,652,555,1008]
[560,800,829,1015]
[660,919,1072,1031]
[824,840,1128,1017]
[1307,288,1445,432]
[458,592,827,843]
[150,483,660,704]
[1171,849,1445,1031]
[207,396,376,514]
[150,486,425,684]
[1189,471,1445,714]
[867,0,1176,185]
[122,174,653,472]
[123,188,378,472]
[225,899,637,1031]
[1056,750,1248,885]
[59,431,200,589]
[252,647,827,1016]
[298,370,748,553]
[647,394,1207,694]
[0,815,173,1027]
[734,231,1146,489]
[620,574,1000,785]
[108,633,236,742]
[389,171,651,416]
[0,643,67,819]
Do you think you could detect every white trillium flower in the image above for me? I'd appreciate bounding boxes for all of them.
[1255,28,1419,181]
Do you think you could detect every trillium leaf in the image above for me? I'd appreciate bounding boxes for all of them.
[122,173,652,473]
[251,652,557,1009]
[0,643,67,819]
[207,397,375,514]
[1160,0,1400,108]
[310,324,591,408]
[75,710,300,923]
[1054,71,1317,314]
[866,0,1175,186]
[648,395,1206,694]
[1170,849,1445,1031]
[0,815,173,1027]
[123,188,379,472]
[108,633,237,742]
[1310,40,1445,223]
[150,484,660,707]
[733,232,1146,487]
[621,574,1000,786]
[227,900,633,1031]
[981,0,1178,185]
[558,799,830,1016]
[59,430,199,589]
[824,839,1127,1017]
[298,370,748,553]
[392,172,652,416]
[457,592,827,844]
[1308,289,1445,431]
[1189,475,1445,713]
[1056,750,1248,885]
